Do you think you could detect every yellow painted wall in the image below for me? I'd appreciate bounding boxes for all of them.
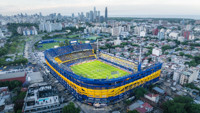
[46,60,160,98]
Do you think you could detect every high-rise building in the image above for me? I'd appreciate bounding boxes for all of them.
[94,7,97,20]
[97,11,100,17]
[105,7,108,22]
[89,11,94,21]
[100,16,104,23]
[39,12,42,17]
[183,31,191,40]
[86,12,90,19]
[72,13,74,18]
[179,68,199,85]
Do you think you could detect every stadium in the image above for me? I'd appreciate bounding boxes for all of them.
[44,43,162,105]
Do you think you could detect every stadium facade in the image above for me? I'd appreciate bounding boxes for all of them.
[44,44,162,105]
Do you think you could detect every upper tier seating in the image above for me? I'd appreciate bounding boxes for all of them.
[99,53,137,71]
[57,50,94,63]
[46,44,93,58]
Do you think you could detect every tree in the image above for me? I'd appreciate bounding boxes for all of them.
[0,48,8,57]
[62,102,80,113]
[105,43,112,53]
[59,42,65,47]
[162,96,199,113]
[17,110,22,113]
[161,45,173,53]
[64,40,70,46]
[165,52,169,55]
[185,83,200,91]
[133,87,147,99]
[0,80,22,90]
[179,52,184,56]
[128,110,139,113]
[148,58,152,63]
[168,58,171,62]
[184,55,200,67]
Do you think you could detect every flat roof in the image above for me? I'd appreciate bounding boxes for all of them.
[153,87,165,94]
[27,72,43,84]
[24,83,59,110]
[0,72,26,80]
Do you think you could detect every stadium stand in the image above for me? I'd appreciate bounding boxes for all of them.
[99,52,137,71]
[39,39,56,44]
[44,44,162,105]
[63,56,96,66]
[73,44,93,51]
[58,50,93,62]
[55,50,95,64]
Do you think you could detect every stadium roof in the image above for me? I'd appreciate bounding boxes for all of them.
[0,72,26,80]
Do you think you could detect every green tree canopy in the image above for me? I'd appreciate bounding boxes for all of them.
[133,87,147,99]
[128,110,139,113]
[163,96,200,113]
[62,102,80,113]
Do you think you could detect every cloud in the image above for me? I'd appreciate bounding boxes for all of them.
[0,0,199,16]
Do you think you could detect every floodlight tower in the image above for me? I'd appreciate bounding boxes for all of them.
[97,39,99,59]
[138,43,142,72]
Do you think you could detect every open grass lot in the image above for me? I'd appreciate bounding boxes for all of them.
[85,36,101,40]
[70,60,129,79]
[37,38,87,51]
[38,42,60,51]
[54,38,66,42]
[16,41,25,53]
[68,34,79,38]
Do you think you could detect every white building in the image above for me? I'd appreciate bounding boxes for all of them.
[39,21,62,32]
[134,26,146,36]
[0,29,4,38]
[152,48,162,56]
[173,71,181,83]
[177,36,185,42]
[23,83,62,113]
[114,37,122,45]
[22,26,38,36]
[157,29,165,39]
[120,32,129,38]
[144,93,159,103]
[101,27,112,33]
[188,34,195,40]
[84,29,87,34]
[112,27,121,36]
[169,32,179,39]
[179,67,199,85]
[194,26,200,32]
[186,24,193,31]
[140,31,146,37]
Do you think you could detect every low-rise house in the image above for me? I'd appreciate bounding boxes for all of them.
[144,93,159,103]
[135,102,153,113]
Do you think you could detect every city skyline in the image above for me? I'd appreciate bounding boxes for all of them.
[0,0,200,18]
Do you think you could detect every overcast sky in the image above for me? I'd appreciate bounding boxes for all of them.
[0,0,200,17]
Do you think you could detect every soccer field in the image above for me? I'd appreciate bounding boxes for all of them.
[70,60,130,79]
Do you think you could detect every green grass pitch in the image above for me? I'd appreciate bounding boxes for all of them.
[70,60,130,79]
